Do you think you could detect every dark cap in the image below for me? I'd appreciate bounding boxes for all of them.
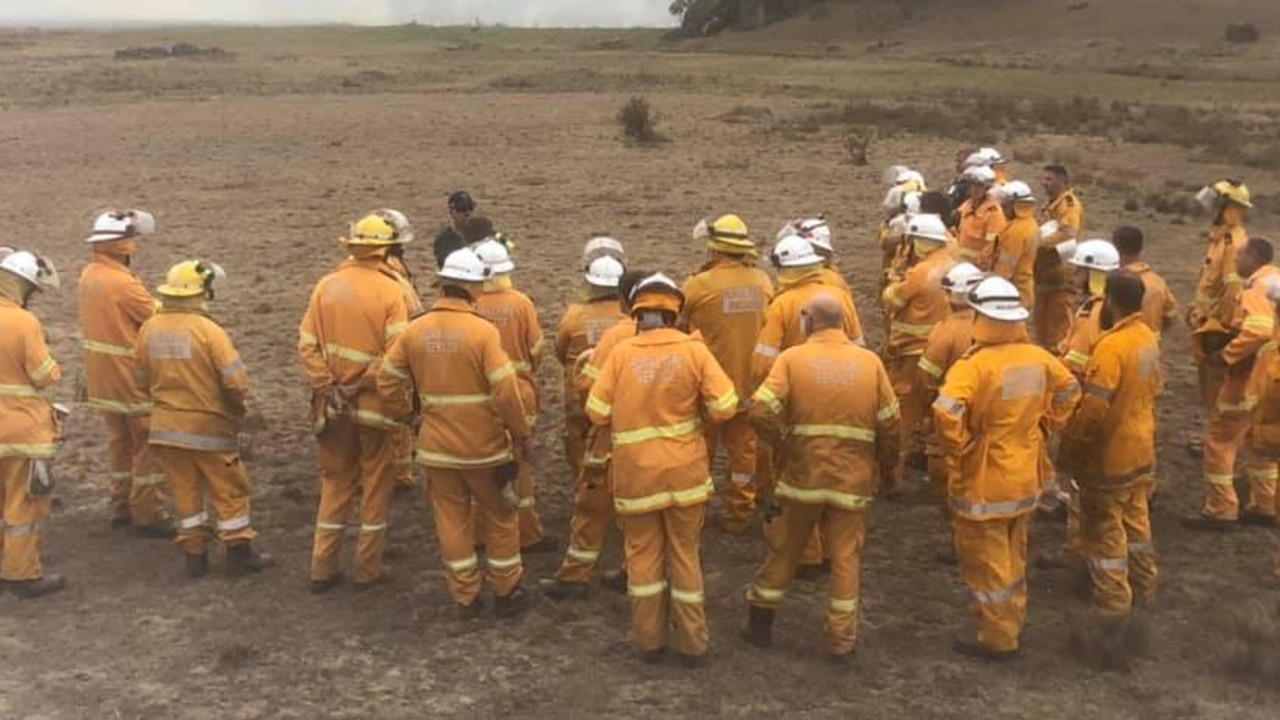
[448,191,476,212]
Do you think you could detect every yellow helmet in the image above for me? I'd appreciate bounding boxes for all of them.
[698,214,755,256]
[158,260,224,299]
[342,213,412,246]
[1214,179,1253,209]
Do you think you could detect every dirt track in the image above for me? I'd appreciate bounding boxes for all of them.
[1,25,1279,720]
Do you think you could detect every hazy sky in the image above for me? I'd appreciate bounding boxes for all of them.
[0,1,679,27]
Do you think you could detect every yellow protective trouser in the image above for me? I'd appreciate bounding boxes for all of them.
[103,413,169,526]
[758,446,824,565]
[1080,482,1157,617]
[888,355,926,487]
[0,457,50,581]
[621,503,709,656]
[150,445,256,556]
[563,415,590,484]
[310,419,394,584]
[954,514,1030,653]
[1245,463,1279,519]
[1200,407,1269,521]
[1033,287,1075,349]
[749,501,867,656]
[391,426,416,489]
[705,412,758,534]
[427,466,523,606]
[555,463,616,583]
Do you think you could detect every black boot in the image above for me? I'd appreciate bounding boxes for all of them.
[185,552,209,579]
[9,574,65,599]
[226,543,273,577]
[601,569,628,595]
[741,606,775,648]
[311,573,343,594]
[494,586,530,619]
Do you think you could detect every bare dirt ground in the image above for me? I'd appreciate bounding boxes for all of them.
[2,17,1280,720]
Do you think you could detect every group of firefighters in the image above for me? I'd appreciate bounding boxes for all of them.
[0,152,1277,671]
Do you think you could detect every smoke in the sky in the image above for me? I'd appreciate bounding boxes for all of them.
[0,1,678,27]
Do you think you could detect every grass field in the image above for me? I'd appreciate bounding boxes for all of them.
[1,17,1280,719]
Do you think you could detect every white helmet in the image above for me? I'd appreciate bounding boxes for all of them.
[585,255,624,288]
[86,209,156,244]
[374,208,414,244]
[1001,181,1037,204]
[771,234,822,268]
[438,248,489,283]
[0,250,60,290]
[798,217,832,253]
[968,276,1028,322]
[962,166,997,186]
[583,236,625,266]
[978,147,1007,166]
[906,214,949,243]
[942,262,985,295]
[1067,239,1120,272]
[473,238,515,274]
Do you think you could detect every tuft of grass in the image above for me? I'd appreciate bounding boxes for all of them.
[617,96,664,144]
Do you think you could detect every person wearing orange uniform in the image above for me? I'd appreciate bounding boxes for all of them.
[1250,286,1280,575]
[994,182,1039,308]
[555,255,628,484]
[1035,165,1086,348]
[472,238,557,554]
[137,260,272,578]
[378,210,425,493]
[0,250,65,598]
[954,166,1008,272]
[683,214,774,533]
[585,273,739,665]
[542,271,648,599]
[1112,227,1177,340]
[378,248,533,619]
[935,276,1079,661]
[299,213,411,592]
[1188,180,1251,412]
[754,235,864,573]
[78,209,171,535]
[881,214,953,488]
[1185,237,1280,531]
[918,262,985,555]
[1058,273,1160,670]
[742,294,900,663]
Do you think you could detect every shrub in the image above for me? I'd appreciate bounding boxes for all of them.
[617,96,662,143]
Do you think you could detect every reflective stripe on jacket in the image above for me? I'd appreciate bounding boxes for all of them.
[1059,297,1103,378]
[882,249,953,358]
[1193,224,1246,328]
[476,286,545,398]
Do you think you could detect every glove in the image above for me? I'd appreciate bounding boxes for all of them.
[28,459,55,498]
[494,462,521,510]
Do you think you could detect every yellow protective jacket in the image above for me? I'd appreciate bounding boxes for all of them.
[934,318,1080,521]
[994,213,1037,307]
[0,297,62,458]
[1124,261,1178,339]
[135,306,250,453]
[554,297,628,421]
[681,257,775,400]
[882,249,953,359]
[1192,223,1246,329]
[78,254,156,416]
[1059,314,1162,486]
[751,328,901,509]
[1249,328,1280,459]
[956,197,1008,271]
[585,327,738,515]
[576,318,639,471]
[476,286,545,394]
[919,308,977,389]
[819,266,854,300]
[378,297,531,469]
[298,258,410,432]
[1035,188,1085,292]
[1217,264,1280,415]
[385,255,425,318]
[1060,296,1104,378]
[753,273,864,386]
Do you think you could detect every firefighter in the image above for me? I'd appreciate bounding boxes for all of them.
[472,238,558,554]
[584,273,739,665]
[1058,272,1161,670]
[138,260,272,578]
[1113,226,1177,340]
[376,209,425,493]
[1252,285,1280,564]
[299,213,411,592]
[1185,236,1279,531]
[1188,180,1252,413]
[682,214,774,533]
[378,248,533,618]
[882,214,954,488]
[743,293,900,663]
[995,181,1039,307]
[878,168,927,287]
[955,166,1008,272]
[0,250,65,598]
[78,209,172,536]
[554,255,629,483]
[934,276,1079,661]
[1035,164,1086,348]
